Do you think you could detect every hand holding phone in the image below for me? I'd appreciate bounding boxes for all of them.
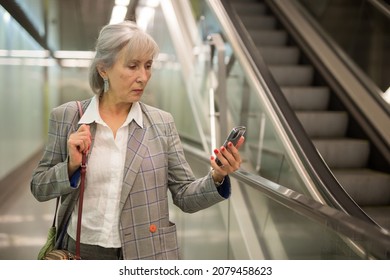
[215,126,246,166]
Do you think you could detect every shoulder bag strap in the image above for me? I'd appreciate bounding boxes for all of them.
[51,197,60,228]
[75,100,86,260]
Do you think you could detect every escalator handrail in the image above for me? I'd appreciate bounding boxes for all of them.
[368,0,390,19]
[183,142,390,260]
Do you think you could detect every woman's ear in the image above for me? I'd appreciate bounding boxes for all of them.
[97,64,107,79]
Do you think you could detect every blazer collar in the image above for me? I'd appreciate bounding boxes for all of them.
[119,121,147,211]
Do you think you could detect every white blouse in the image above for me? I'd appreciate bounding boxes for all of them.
[67,96,143,248]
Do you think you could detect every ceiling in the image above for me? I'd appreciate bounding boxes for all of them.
[2,0,139,52]
[56,0,140,51]
[57,0,115,51]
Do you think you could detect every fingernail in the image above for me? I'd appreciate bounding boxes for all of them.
[210,156,215,160]
[228,142,233,147]
[214,149,219,154]
[221,147,225,152]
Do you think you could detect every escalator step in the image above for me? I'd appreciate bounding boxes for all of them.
[313,139,370,168]
[231,2,267,15]
[282,86,330,110]
[296,111,348,138]
[240,15,277,30]
[248,30,288,46]
[333,169,390,206]
[258,46,300,65]
[269,65,314,86]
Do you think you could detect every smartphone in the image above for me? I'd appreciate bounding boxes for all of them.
[215,126,246,166]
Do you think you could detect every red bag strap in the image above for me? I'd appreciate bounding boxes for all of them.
[75,101,86,260]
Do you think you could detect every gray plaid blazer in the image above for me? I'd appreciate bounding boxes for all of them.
[31,98,230,259]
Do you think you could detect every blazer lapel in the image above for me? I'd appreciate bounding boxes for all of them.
[120,121,147,210]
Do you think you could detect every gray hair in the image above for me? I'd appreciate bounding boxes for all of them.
[89,21,159,94]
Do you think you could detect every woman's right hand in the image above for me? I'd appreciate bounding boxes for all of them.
[67,124,91,176]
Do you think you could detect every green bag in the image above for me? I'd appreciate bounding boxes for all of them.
[37,226,56,260]
[38,223,77,260]
[37,197,60,260]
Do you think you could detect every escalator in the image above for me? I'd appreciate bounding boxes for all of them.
[136,0,390,259]
[223,0,390,231]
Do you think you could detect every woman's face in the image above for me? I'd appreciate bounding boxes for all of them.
[105,48,153,104]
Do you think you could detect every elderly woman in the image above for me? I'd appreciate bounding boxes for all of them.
[31,21,244,260]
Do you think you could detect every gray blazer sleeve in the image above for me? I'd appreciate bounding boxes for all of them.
[164,114,231,213]
[30,102,80,202]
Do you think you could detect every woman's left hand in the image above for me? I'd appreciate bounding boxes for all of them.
[210,136,245,183]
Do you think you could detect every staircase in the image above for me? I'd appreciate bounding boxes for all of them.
[228,0,390,230]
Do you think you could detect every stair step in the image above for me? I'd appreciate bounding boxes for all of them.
[282,87,330,110]
[249,30,288,46]
[333,169,390,206]
[241,15,277,30]
[320,5,361,18]
[270,65,314,86]
[258,46,300,65]
[231,2,267,15]
[313,139,370,168]
[296,111,348,138]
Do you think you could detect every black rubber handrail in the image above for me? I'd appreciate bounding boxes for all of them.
[183,142,390,259]
[368,0,390,19]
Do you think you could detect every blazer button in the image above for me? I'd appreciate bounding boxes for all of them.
[149,224,157,233]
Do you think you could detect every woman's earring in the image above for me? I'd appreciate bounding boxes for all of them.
[103,77,109,93]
